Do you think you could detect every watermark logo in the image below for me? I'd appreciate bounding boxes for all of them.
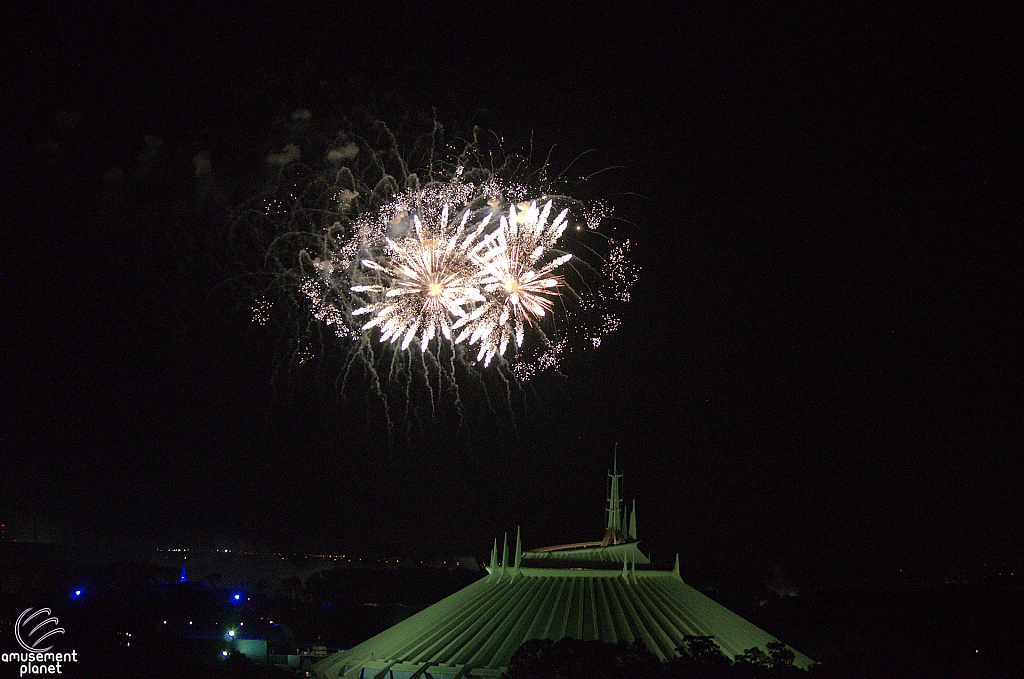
[14,609,64,653]
[3,607,78,676]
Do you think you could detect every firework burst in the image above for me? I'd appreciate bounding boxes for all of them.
[234,114,637,439]
[351,205,486,351]
[449,200,574,366]
[294,163,633,376]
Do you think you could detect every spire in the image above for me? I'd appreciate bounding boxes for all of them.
[673,553,681,578]
[606,445,622,533]
[513,527,522,577]
[629,499,637,540]
[179,562,187,583]
[489,538,498,570]
[501,532,509,578]
[621,558,629,580]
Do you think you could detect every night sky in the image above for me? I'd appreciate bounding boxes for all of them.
[4,5,1020,576]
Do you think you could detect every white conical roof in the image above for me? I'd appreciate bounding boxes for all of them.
[314,458,812,678]
[313,566,811,678]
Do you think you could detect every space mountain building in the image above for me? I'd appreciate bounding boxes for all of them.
[314,459,812,678]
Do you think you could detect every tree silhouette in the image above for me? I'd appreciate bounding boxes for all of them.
[504,638,660,679]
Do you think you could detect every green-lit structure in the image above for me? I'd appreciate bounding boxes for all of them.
[314,459,812,678]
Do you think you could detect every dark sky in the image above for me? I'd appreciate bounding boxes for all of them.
[4,5,1020,574]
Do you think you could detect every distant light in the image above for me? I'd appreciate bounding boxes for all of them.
[72,590,82,597]
[228,630,235,637]
[233,593,241,601]
[222,651,228,657]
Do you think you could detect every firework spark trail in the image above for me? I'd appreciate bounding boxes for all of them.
[299,169,635,378]
[242,116,637,438]
[452,200,574,367]
[351,205,486,352]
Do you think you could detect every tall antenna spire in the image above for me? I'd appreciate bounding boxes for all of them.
[603,444,627,545]
[606,445,622,532]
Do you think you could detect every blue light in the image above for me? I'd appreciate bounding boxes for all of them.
[72,589,82,598]
[233,593,241,601]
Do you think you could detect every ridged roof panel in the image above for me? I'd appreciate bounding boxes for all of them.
[314,569,813,678]
[522,541,651,565]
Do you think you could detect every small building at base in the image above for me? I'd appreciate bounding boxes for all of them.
[314,458,813,678]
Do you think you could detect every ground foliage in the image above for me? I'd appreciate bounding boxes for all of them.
[503,633,1023,679]
[503,636,806,679]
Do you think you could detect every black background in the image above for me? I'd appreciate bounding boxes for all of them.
[4,4,1020,577]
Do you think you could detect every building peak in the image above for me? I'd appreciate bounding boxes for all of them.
[603,448,633,546]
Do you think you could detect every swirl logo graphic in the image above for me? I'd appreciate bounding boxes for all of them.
[15,608,65,652]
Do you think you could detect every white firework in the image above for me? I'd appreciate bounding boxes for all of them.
[236,116,640,443]
[450,199,573,366]
[350,204,487,351]
[269,132,633,382]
